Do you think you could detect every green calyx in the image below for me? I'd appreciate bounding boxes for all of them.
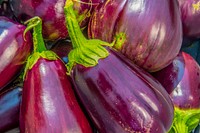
[23,51,59,79]
[23,16,59,79]
[168,107,200,133]
[114,32,126,50]
[64,0,116,74]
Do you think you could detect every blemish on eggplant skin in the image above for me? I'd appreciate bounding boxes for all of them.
[192,1,200,14]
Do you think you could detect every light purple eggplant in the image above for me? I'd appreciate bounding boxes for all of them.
[0,16,32,90]
[64,1,174,132]
[20,16,92,133]
[88,0,183,72]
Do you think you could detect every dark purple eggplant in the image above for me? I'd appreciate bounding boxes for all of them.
[152,52,200,133]
[178,0,200,39]
[20,16,92,133]
[64,1,174,132]
[9,0,104,41]
[88,0,182,72]
[0,84,22,132]
[0,16,32,91]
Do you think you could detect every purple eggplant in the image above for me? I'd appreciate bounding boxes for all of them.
[0,16,32,91]
[152,52,200,133]
[88,0,182,72]
[178,0,200,39]
[64,1,174,132]
[9,0,104,41]
[0,84,22,132]
[20,17,92,133]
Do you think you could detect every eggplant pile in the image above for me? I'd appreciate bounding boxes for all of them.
[0,0,200,133]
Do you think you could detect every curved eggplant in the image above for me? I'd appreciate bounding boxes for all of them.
[9,0,104,41]
[0,16,32,90]
[64,1,174,132]
[88,0,182,72]
[20,17,92,133]
[0,85,22,133]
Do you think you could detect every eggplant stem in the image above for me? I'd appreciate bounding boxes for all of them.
[23,16,46,53]
[64,0,116,74]
[168,107,200,133]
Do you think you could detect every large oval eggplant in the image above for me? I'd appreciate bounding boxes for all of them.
[0,85,22,132]
[0,16,32,90]
[178,0,200,38]
[9,0,104,41]
[64,1,174,132]
[88,0,182,72]
[70,48,174,133]
[20,16,92,133]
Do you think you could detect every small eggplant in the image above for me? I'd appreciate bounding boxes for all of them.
[64,1,174,132]
[20,17,92,133]
[0,16,32,91]
[152,52,200,133]
[9,0,104,41]
[0,84,22,133]
[88,0,182,72]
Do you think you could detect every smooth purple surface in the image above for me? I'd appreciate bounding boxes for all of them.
[0,16,32,90]
[71,48,174,133]
[171,52,200,109]
[153,52,200,109]
[9,0,104,41]
[89,0,182,72]
[20,58,92,133]
[178,0,200,38]
[0,86,22,133]
[152,53,185,94]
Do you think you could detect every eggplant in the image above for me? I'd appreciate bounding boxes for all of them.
[0,16,32,91]
[152,52,200,133]
[9,0,104,41]
[88,0,182,72]
[64,1,174,132]
[0,84,22,132]
[178,0,200,38]
[20,17,92,133]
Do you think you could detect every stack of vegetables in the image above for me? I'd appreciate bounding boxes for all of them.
[0,0,199,133]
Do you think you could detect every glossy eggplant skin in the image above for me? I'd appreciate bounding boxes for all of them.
[88,0,182,72]
[0,86,22,133]
[9,0,104,41]
[152,52,200,109]
[70,48,174,133]
[178,0,200,38]
[152,52,185,94]
[20,57,92,133]
[0,16,32,90]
